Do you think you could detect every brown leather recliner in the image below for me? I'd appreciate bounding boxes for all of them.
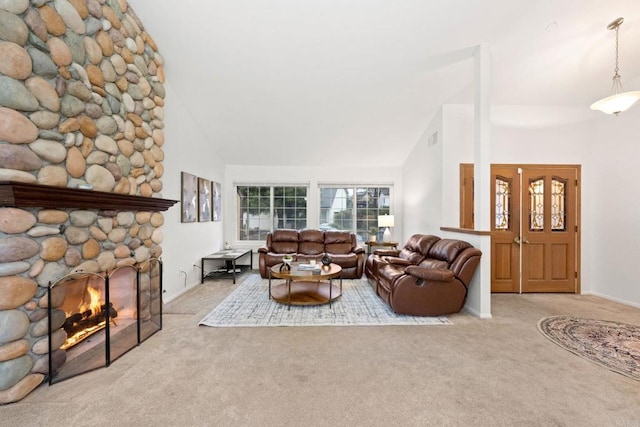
[364,234,440,293]
[367,235,481,316]
[258,229,365,279]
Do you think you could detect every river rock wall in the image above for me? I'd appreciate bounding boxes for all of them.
[0,0,166,404]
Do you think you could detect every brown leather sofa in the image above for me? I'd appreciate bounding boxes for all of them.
[365,234,481,316]
[258,229,365,279]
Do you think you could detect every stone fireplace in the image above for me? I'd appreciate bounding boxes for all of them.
[0,0,174,404]
[0,184,175,403]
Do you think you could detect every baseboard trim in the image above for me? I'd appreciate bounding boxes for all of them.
[463,305,493,319]
[163,281,200,304]
[581,291,640,309]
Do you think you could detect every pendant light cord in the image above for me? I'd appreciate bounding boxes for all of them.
[611,20,623,93]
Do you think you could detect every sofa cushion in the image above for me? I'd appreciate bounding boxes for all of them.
[427,239,472,264]
[298,229,325,255]
[377,263,406,289]
[327,253,357,268]
[397,234,440,264]
[324,231,353,254]
[264,252,295,266]
[270,229,299,254]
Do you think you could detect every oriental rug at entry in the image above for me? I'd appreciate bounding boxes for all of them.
[199,274,452,327]
[537,315,640,381]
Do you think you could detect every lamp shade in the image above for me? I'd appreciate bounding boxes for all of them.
[378,215,394,228]
[590,91,640,115]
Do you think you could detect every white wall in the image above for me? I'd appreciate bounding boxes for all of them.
[441,105,474,226]
[224,165,403,253]
[587,107,640,307]
[402,110,443,237]
[161,83,226,301]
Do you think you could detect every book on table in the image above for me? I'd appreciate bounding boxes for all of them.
[297,264,321,271]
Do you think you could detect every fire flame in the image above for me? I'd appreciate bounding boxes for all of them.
[61,286,107,351]
[87,286,102,316]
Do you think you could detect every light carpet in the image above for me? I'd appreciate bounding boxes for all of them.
[537,315,640,381]
[199,274,451,327]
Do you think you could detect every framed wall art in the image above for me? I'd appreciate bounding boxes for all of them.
[181,172,197,223]
[198,177,212,222]
[212,181,222,221]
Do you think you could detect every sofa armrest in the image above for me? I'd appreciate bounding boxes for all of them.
[353,245,365,255]
[257,246,269,254]
[405,266,455,282]
[384,257,412,267]
[374,249,400,257]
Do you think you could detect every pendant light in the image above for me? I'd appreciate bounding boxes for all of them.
[590,17,640,115]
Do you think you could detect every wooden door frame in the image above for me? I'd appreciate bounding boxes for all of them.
[460,163,581,293]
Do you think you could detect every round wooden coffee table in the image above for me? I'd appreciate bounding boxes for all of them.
[269,263,342,308]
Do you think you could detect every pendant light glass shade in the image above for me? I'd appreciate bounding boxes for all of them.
[590,17,640,115]
[590,90,640,115]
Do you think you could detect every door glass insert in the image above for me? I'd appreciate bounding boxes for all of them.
[551,178,566,231]
[529,178,544,231]
[495,177,511,230]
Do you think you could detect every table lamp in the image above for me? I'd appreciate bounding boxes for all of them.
[378,214,394,243]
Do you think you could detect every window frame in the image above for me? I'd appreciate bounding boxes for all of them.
[319,184,393,243]
[236,184,309,242]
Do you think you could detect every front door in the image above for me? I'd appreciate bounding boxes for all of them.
[462,164,581,293]
[520,167,578,292]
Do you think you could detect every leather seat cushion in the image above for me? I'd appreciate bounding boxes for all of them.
[265,252,294,265]
[327,253,357,267]
[378,263,406,286]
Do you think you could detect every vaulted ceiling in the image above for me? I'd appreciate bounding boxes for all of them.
[130,0,640,167]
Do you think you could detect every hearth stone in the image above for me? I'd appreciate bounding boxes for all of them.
[0,310,29,343]
[0,356,34,390]
[0,276,36,309]
[0,339,28,362]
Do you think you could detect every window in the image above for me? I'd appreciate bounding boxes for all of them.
[237,186,307,241]
[319,186,391,243]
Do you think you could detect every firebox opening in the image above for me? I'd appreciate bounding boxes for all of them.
[47,260,163,385]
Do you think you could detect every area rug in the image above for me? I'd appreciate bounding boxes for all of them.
[537,315,640,381]
[199,274,451,327]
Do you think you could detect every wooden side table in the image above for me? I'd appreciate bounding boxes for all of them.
[364,241,399,255]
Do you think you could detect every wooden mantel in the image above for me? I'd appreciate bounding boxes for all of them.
[0,181,178,211]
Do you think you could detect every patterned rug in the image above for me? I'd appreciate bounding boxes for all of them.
[199,274,452,327]
[537,315,640,381]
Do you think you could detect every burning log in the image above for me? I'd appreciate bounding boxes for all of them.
[63,303,118,337]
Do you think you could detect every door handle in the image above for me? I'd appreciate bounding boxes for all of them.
[522,238,530,244]
[513,236,521,245]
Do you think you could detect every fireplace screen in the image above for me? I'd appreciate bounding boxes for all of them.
[48,259,162,384]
